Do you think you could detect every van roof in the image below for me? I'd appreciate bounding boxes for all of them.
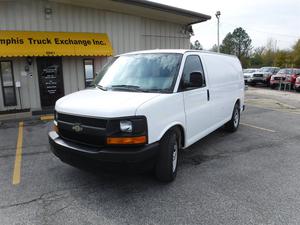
[120,49,237,58]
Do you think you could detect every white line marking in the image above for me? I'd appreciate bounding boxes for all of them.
[240,122,276,133]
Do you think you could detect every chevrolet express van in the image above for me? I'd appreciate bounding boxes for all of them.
[49,50,245,182]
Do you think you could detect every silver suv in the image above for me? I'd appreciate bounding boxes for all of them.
[250,67,280,86]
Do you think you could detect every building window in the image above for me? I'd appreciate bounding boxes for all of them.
[83,59,94,87]
[0,61,17,106]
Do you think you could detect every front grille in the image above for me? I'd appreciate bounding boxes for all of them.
[59,128,105,147]
[57,113,107,128]
[274,77,283,80]
[253,74,263,78]
[57,113,107,147]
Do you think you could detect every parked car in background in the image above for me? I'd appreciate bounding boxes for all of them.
[290,69,300,88]
[243,68,259,84]
[295,76,300,92]
[250,67,280,86]
[270,68,290,89]
[270,68,300,89]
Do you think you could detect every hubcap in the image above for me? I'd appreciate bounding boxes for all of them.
[172,142,178,173]
[233,108,239,127]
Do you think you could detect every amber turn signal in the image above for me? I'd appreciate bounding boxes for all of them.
[53,124,59,132]
[107,136,146,145]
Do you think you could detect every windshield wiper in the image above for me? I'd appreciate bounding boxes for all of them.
[140,88,166,93]
[108,85,166,93]
[95,84,107,91]
[110,85,144,92]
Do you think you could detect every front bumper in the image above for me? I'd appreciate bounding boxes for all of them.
[270,80,280,85]
[251,77,266,83]
[49,131,160,163]
[244,78,251,83]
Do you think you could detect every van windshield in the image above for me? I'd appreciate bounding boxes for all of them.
[94,53,182,93]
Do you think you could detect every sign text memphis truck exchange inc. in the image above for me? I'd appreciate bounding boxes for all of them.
[0,31,113,57]
[0,36,106,46]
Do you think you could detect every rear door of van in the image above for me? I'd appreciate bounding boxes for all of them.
[200,54,243,124]
[179,53,214,146]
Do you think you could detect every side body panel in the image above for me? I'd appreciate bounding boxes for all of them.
[200,53,244,120]
[174,52,244,148]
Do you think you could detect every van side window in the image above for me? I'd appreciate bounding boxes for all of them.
[180,55,205,91]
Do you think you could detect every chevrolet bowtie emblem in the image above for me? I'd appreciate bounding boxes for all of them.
[72,123,83,132]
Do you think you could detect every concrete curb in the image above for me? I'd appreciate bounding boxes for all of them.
[0,113,53,123]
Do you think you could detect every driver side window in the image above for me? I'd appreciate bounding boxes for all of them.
[180,55,205,91]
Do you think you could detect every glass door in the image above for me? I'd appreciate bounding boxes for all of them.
[37,57,64,107]
[0,61,17,106]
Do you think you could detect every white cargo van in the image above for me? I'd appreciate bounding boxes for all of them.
[49,50,245,182]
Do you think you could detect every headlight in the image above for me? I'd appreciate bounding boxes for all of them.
[106,117,148,145]
[120,120,133,133]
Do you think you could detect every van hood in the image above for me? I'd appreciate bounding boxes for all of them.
[55,88,161,118]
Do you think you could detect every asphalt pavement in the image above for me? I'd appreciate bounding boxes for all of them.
[0,87,300,225]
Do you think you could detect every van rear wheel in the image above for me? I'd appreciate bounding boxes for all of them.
[225,103,240,132]
[155,128,180,182]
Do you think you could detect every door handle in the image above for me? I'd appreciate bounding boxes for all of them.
[207,89,210,101]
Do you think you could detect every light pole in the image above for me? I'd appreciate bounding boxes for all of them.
[215,11,221,53]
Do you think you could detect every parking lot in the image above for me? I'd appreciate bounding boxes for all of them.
[1,87,300,225]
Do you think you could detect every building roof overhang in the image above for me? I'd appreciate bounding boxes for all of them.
[51,0,211,25]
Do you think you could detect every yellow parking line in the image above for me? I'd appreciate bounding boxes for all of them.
[240,122,276,133]
[40,115,54,121]
[12,121,24,185]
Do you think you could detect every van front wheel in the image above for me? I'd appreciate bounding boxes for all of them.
[225,103,240,132]
[155,128,180,182]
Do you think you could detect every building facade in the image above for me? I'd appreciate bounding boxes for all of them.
[0,0,210,114]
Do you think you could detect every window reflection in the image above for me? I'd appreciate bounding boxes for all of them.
[84,59,94,87]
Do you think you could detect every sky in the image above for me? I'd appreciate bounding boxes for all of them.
[150,0,300,51]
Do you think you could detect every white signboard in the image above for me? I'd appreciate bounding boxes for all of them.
[15,81,21,87]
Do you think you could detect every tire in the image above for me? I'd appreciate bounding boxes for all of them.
[155,128,180,182]
[225,103,240,132]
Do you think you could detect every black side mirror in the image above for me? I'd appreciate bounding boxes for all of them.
[188,71,204,88]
